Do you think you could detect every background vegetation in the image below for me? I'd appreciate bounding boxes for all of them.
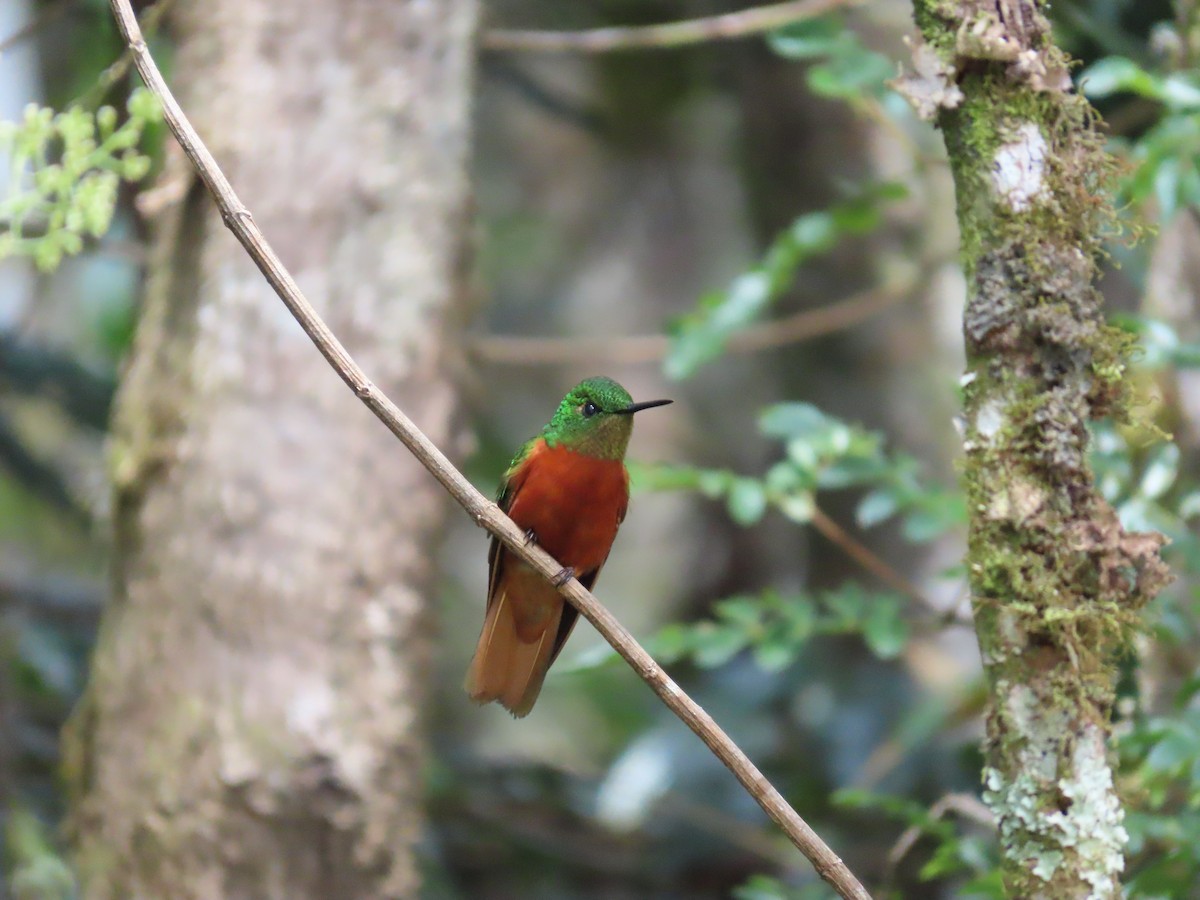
[2,0,1199,896]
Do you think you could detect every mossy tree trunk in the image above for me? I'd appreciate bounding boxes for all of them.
[64,2,476,898]
[905,1,1172,896]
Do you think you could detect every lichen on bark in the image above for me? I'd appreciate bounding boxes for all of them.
[906,0,1172,896]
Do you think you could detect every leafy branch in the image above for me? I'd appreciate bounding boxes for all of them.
[0,89,160,271]
[652,585,910,673]
[636,402,964,567]
[664,185,906,380]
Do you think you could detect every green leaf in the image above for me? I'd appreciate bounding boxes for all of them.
[1178,490,1200,520]
[629,462,700,492]
[1160,73,1200,111]
[783,594,816,642]
[901,504,956,543]
[822,585,867,624]
[816,451,887,489]
[1081,56,1161,100]
[691,622,750,668]
[715,596,764,628]
[728,477,768,525]
[807,48,894,101]
[665,274,774,379]
[1145,720,1200,773]
[95,104,118,136]
[776,490,815,523]
[857,488,899,527]
[753,624,800,672]
[862,596,908,659]
[759,402,831,440]
[127,87,163,123]
[697,468,732,498]
[766,16,844,60]
[1138,443,1179,500]
[650,623,692,664]
[664,191,897,380]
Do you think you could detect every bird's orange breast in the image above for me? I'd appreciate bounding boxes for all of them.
[505,440,630,575]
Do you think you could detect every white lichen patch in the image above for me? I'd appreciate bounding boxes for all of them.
[985,765,1056,879]
[1046,726,1128,895]
[1012,49,1072,92]
[983,715,1126,896]
[976,398,1006,440]
[956,12,1021,62]
[992,123,1048,212]
[1009,476,1047,524]
[892,39,964,121]
[995,610,1028,658]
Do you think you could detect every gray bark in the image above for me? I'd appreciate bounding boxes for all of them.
[64,3,476,897]
[906,0,1171,896]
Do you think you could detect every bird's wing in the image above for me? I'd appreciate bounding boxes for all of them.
[486,437,539,607]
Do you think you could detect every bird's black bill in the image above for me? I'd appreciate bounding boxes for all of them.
[618,398,673,415]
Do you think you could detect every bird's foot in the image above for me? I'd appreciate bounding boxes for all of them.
[552,566,575,587]
[523,528,538,546]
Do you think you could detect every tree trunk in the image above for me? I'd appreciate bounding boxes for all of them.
[906,1,1171,896]
[64,3,476,897]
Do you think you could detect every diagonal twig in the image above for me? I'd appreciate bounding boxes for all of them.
[483,0,859,53]
[884,792,994,884]
[810,506,933,615]
[105,1,873,898]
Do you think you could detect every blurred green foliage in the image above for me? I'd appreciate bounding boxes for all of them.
[5,2,1200,899]
[650,586,909,671]
[767,14,901,114]
[636,401,963,539]
[1082,56,1200,218]
[665,185,908,380]
[0,90,161,271]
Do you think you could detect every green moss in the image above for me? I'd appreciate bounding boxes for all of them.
[914,0,1167,892]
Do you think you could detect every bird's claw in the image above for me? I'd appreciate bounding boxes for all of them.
[523,528,538,546]
[552,566,575,587]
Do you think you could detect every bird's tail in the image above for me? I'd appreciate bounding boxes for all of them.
[465,589,562,718]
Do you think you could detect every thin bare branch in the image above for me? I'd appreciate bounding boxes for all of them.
[810,505,936,615]
[472,276,913,366]
[483,0,859,53]
[105,2,872,897]
[884,792,994,882]
[82,0,174,106]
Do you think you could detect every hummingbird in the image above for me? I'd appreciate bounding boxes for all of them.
[465,376,672,717]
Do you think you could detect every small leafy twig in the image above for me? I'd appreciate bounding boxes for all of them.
[483,0,861,53]
[105,2,872,897]
[0,91,160,270]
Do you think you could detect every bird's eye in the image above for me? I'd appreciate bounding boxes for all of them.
[581,401,598,418]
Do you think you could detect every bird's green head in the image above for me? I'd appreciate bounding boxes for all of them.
[541,376,671,461]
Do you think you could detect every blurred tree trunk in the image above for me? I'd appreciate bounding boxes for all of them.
[909,1,1170,896]
[64,2,476,898]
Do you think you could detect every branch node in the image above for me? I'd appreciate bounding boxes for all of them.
[222,208,253,230]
